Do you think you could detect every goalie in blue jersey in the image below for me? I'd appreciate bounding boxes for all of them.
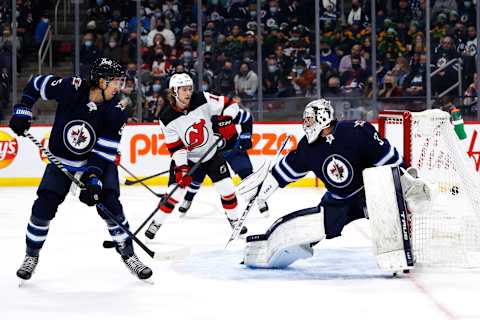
[238,98,432,270]
[9,58,152,282]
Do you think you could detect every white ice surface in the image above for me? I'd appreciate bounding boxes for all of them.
[1,186,479,320]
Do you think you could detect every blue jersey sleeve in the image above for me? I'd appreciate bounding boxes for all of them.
[233,108,253,134]
[359,122,404,167]
[271,138,310,188]
[21,75,83,107]
[87,101,128,175]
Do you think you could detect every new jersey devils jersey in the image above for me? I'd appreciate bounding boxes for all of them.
[159,92,239,165]
[272,120,404,199]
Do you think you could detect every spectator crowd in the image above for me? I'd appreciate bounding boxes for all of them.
[1,0,480,122]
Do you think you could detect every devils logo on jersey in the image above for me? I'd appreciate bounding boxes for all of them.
[185,119,209,150]
[322,154,354,188]
[63,120,96,155]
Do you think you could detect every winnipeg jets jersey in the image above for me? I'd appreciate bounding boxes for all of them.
[160,91,239,165]
[272,120,403,199]
[21,74,127,172]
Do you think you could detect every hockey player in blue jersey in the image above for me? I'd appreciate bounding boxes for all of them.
[177,100,270,217]
[9,58,152,281]
[238,98,418,269]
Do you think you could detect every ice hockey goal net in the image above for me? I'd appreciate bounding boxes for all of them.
[378,109,480,267]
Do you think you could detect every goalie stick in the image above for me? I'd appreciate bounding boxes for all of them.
[225,135,291,249]
[124,169,170,186]
[102,135,224,249]
[25,132,188,261]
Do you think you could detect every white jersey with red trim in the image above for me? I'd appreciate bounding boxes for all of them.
[159,91,239,165]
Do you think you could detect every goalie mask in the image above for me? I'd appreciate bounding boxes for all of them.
[303,99,334,144]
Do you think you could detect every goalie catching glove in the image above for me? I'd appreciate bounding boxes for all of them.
[400,167,434,213]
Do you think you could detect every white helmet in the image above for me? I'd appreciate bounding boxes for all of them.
[169,73,193,96]
[303,98,334,144]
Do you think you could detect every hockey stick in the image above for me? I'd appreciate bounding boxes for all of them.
[119,164,164,197]
[102,135,224,249]
[225,134,291,249]
[124,170,169,185]
[25,132,187,261]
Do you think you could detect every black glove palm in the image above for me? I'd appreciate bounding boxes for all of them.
[9,104,32,136]
[238,132,252,150]
[79,173,103,206]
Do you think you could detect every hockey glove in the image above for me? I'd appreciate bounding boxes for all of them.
[79,173,103,206]
[175,165,192,188]
[238,132,252,150]
[211,115,238,150]
[9,104,32,136]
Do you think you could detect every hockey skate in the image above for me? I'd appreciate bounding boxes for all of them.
[228,217,248,236]
[145,220,162,240]
[178,200,191,217]
[17,254,39,282]
[122,254,153,280]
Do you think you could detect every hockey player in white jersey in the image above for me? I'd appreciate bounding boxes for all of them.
[145,73,247,239]
[238,98,432,271]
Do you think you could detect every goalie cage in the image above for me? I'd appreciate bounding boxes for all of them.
[378,109,480,268]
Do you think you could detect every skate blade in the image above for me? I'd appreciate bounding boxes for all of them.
[141,278,155,285]
[18,279,27,287]
[179,211,187,218]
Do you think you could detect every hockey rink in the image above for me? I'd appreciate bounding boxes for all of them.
[1,185,479,320]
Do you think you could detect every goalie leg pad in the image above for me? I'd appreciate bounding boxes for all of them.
[243,207,325,269]
[363,165,415,273]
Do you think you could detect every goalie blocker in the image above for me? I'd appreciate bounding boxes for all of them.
[363,165,415,273]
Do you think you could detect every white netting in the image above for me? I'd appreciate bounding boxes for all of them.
[380,109,480,267]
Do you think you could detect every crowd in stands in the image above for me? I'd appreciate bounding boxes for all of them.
[1,0,480,122]
[0,0,50,121]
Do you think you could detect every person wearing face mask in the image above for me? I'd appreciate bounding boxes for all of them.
[103,36,122,63]
[234,62,258,98]
[320,40,339,70]
[80,32,101,78]
[213,60,235,95]
[339,44,366,75]
[264,0,287,25]
[241,31,257,62]
[292,60,316,96]
[264,56,281,96]
[432,35,460,96]
[147,16,175,47]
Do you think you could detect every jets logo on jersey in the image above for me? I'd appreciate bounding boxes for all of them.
[185,119,209,150]
[63,120,96,155]
[322,154,354,188]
